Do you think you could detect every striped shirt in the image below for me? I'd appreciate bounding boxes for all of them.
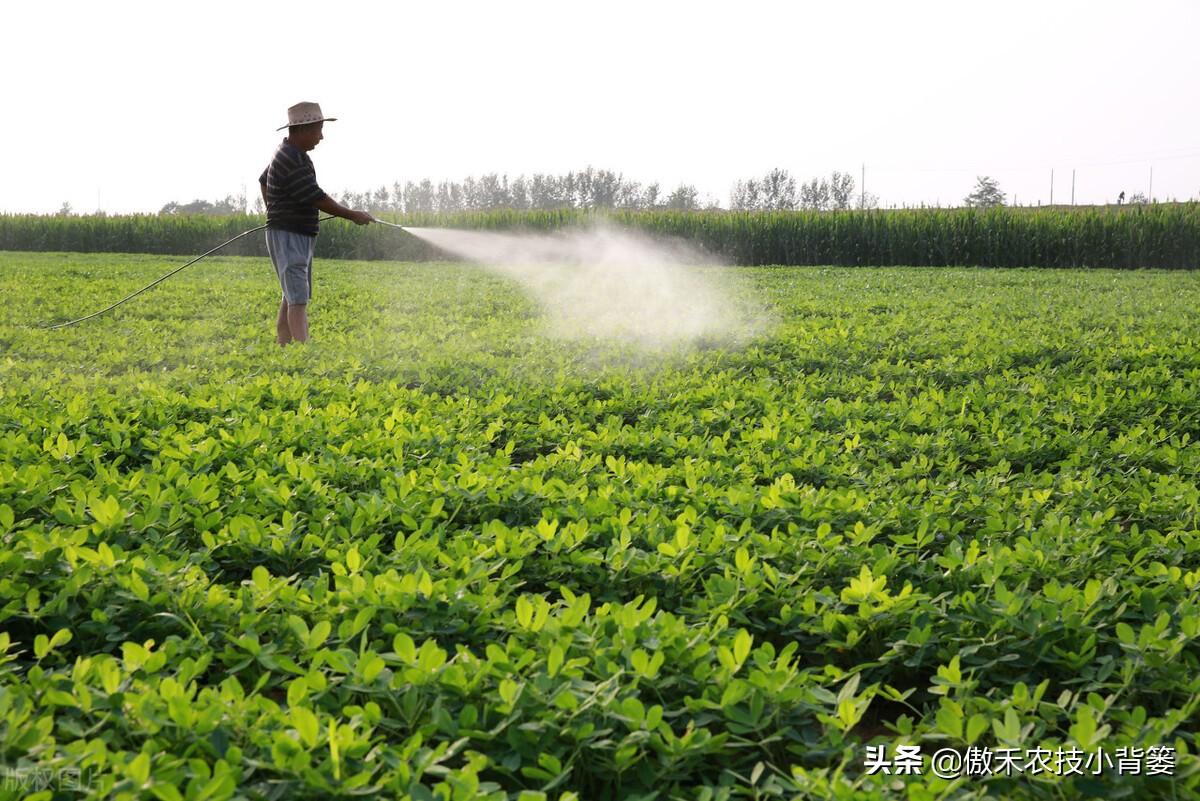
[259,140,327,236]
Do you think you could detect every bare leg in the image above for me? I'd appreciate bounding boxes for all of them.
[276,298,293,346]
[287,303,309,343]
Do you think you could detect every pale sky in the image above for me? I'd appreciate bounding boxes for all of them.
[5,0,1198,214]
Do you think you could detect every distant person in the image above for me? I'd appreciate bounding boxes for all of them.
[1118,191,1125,206]
[259,102,373,346]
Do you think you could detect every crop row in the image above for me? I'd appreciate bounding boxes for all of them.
[1,204,1198,267]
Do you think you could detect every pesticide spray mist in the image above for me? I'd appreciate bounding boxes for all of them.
[402,224,769,349]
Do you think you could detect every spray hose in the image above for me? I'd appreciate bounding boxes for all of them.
[39,214,392,330]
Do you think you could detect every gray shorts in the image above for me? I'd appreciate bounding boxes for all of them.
[266,228,316,305]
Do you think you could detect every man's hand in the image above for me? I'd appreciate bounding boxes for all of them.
[316,196,374,225]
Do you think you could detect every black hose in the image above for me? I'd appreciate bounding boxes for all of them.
[44,216,337,330]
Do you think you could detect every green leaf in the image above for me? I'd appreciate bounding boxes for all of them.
[1070,705,1101,748]
[151,785,185,801]
[287,677,310,707]
[499,679,520,707]
[966,713,989,744]
[993,708,1021,744]
[128,751,151,785]
[287,615,309,643]
[536,517,558,540]
[394,632,416,663]
[936,700,964,740]
[252,565,270,591]
[307,620,331,650]
[516,595,533,629]
[293,707,320,748]
[733,629,752,665]
[196,771,236,801]
[89,495,123,528]
[48,628,72,652]
[359,652,386,683]
[547,644,564,677]
[428,496,445,518]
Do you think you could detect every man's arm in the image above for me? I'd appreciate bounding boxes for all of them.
[316,195,373,225]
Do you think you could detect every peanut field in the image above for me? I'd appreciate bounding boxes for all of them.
[2,251,1199,800]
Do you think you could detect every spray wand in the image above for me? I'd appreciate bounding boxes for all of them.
[42,215,410,330]
[370,218,408,232]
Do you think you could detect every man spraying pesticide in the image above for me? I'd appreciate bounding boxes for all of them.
[39,101,390,333]
[260,102,374,346]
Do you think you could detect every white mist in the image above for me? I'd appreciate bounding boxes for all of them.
[402,224,765,348]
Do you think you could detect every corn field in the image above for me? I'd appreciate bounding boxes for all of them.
[1,204,1197,267]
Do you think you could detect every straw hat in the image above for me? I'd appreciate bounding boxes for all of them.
[276,102,338,131]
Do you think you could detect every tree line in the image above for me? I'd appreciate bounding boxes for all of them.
[86,171,1166,218]
[313,168,706,215]
[729,168,877,211]
[156,167,883,216]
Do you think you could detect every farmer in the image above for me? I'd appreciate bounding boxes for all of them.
[260,102,373,346]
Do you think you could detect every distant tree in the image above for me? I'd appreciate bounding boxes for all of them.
[760,168,798,210]
[252,197,265,214]
[434,181,459,212]
[963,176,1006,208]
[479,174,511,209]
[730,178,762,210]
[370,186,390,212]
[616,179,645,210]
[829,171,856,210]
[562,173,580,208]
[577,167,622,209]
[159,199,217,214]
[665,184,700,210]
[858,191,879,210]
[527,174,567,209]
[799,177,831,211]
[404,179,436,213]
[638,182,661,209]
[510,175,531,210]
[56,201,73,216]
[211,194,244,214]
[1127,191,1148,205]
[731,169,796,210]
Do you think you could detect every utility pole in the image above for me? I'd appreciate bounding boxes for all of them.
[1149,166,1154,201]
[1071,169,1076,206]
[861,163,865,209]
[1050,169,1054,206]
